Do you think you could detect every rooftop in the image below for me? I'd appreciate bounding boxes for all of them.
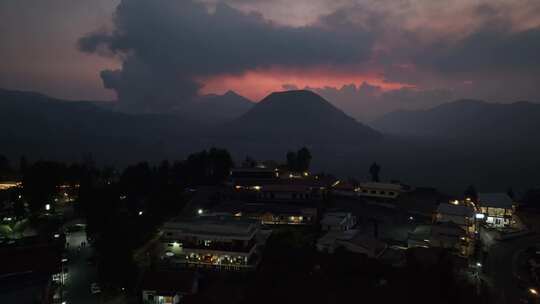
[478,193,513,208]
[259,184,315,192]
[213,202,317,216]
[359,182,404,191]
[163,216,259,239]
[320,212,352,226]
[436,203,474,217]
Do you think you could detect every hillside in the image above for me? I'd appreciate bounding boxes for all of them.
[177,90,254,124]
[222,90,381,144]
[371,99,540,140]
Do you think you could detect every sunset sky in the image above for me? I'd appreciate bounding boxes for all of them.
[1,0,539,119]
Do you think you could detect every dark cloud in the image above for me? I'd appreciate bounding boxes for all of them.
[79,0,375,112]
[424,27,540,74]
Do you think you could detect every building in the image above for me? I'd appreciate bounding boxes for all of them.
[255,184,324,203]
[320,212,356,231]
[160,216,264,271]
[212,202,317,226]
[477,193,515,228]
[356,182,410,200]
[0,239,63,304]
[228,168,278,187]
[0,181,21,191]
[434,202,476,234]
[316,229,387,258]
[408,222,471,257]
[141,270,198,304]
[332,181,357,197]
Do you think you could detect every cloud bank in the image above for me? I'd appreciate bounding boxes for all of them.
[79,0,375,112]
[77,0,540,115]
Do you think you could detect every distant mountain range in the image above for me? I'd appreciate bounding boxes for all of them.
[0,88,380,162]
[175,90,254,125]
[0,89,203,163]
[372,99,540,141]
[221,90,381,144]
[2,88,540,193]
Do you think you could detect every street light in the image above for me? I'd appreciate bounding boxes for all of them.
[476,262,482,268]
[197,209,204,215]
[530,288,539,296]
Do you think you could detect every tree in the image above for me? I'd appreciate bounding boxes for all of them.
[207,148,234,184]
[507,187,515,199]
[369,162,381,182]
[0,155,14,180]
[23,161,66,213]
[296,147,312,172]
[19,156,28,176]
[286,151,297,171]
[464,185,478,201]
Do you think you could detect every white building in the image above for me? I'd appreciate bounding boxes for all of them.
[160,216,264,271]
[320,212,356,231]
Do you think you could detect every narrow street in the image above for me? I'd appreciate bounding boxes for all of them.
[63,224,101,304]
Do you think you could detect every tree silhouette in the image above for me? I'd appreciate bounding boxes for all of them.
[286,147,312,172]
[23,161,66,213]
[296,147,312,172]
[286,151,297,171]
[464,185,478,201]
[369,162,381,182]
[0,155,14,180]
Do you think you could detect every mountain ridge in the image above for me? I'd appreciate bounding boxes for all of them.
[371,98,540,140]
[221,90,381,144]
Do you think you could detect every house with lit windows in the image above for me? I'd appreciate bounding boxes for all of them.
[160,216,264,271]
[211,201,317,226]
[141,270,198,304]
[477,193,515,228]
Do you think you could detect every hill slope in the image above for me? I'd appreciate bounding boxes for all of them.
[371,99,540,140]
[178,90,254,124]
[0,89,203,162]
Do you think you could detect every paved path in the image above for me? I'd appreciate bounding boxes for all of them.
[64,227,101,304]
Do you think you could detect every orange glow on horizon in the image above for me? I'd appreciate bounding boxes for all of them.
[198,68,412,101]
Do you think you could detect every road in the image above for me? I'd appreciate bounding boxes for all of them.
[64,226,101,304]
[485,233,540,304]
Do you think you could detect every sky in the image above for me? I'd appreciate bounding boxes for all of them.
[1,0,540,120]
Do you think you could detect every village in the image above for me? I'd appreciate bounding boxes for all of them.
[1,152,540,304]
